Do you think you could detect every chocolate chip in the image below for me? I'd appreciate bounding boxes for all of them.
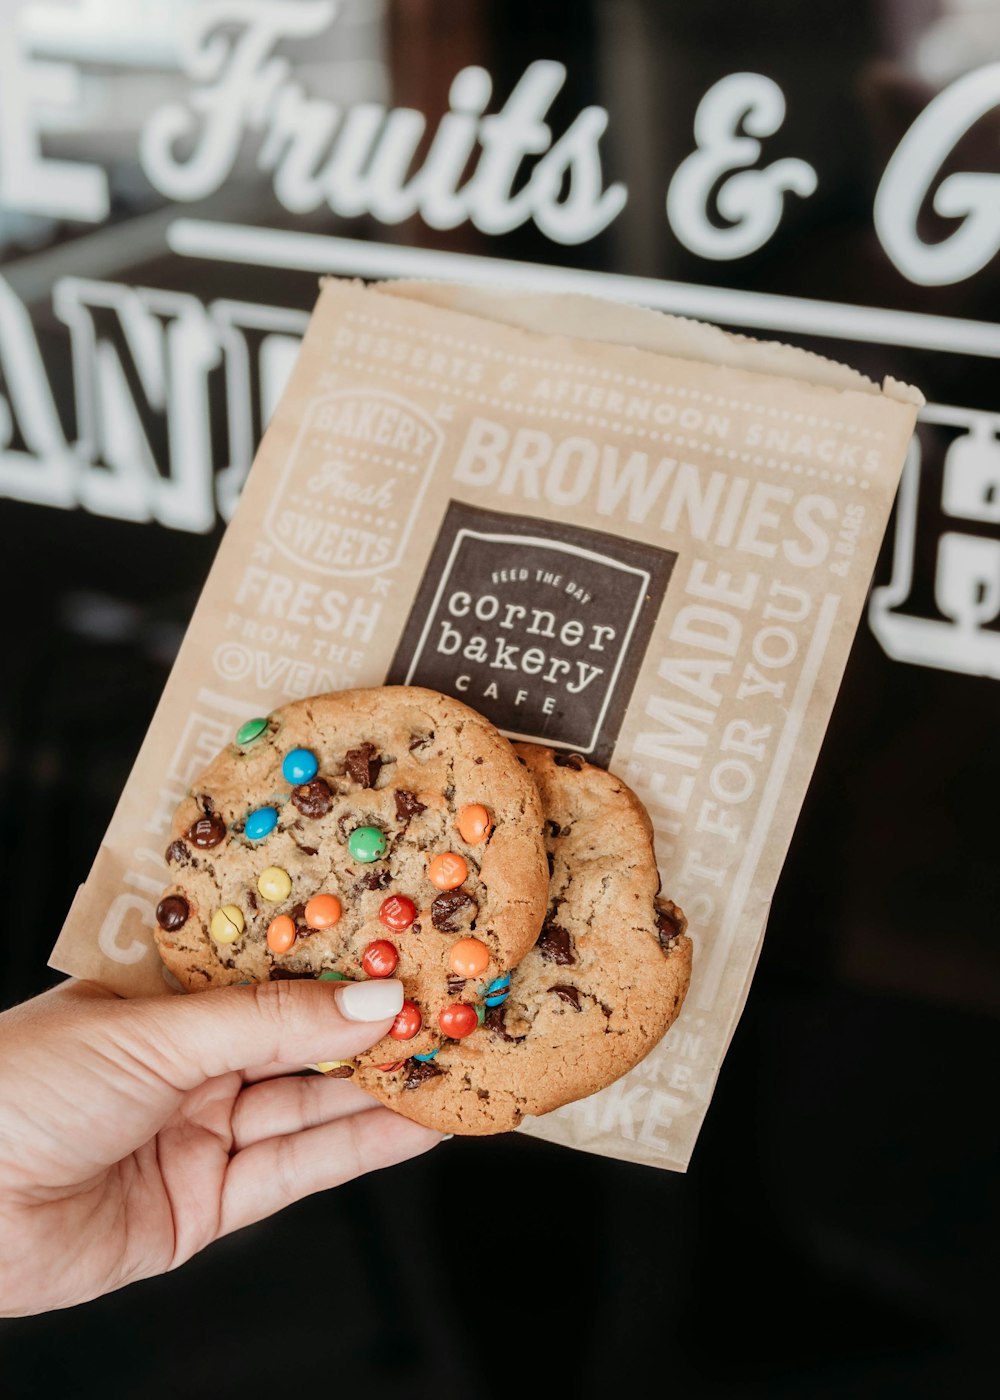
[410,922,422,936]
[291,778,333,818]
[537,922,574,965]
[474,756,484,765]
[551,984,582,1010]
[186,813,226,848]
[447,974,467,997]
[484,1004,523,1043]
[553,752,585,770]
[545,819,562,838]
[201,794,216,813]
[323,1065,355,1079]
[394,788,427,823]
[246,890,258,914]
[345,742,382,788]
[337,812,354,842]
[354,868,391,894]
[292,839,318,856]
[431,890,477,932]
[655,904,684,952]
[403,1059,444,1090]
[164,839,190,866]
[155,895,189,931]
[477,1088,489,1099]
[546,852,554,877]
[409,731,434,750]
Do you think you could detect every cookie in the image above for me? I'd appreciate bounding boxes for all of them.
[352,743,693,1132]
[153,687,548,1065]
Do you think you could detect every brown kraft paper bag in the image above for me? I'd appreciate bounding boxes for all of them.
[49,276,921,1172]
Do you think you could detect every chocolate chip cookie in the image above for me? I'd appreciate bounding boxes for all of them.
[153,687,549,1065]
[352,743,693,1132]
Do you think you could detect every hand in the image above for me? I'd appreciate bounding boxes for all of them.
[0,977,442,1316]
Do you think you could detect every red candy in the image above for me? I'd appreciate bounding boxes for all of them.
[379,894,417,931]
[377,1060,406,1072]
[362,940,399,978]
[439,1003,479,1038]
[390,1000,422,1040]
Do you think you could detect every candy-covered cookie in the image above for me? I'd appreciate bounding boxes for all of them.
[353,743,692,1133]
[153,687,548,1064]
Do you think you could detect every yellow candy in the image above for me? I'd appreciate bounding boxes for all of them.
[257,865,292,902]
[312,1061,356,1075]
[210,905,245,944]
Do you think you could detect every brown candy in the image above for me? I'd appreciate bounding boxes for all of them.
[550,984,582,1010]
[186,813,226,848]
[155,895,189,931]
[291,778,333,818]
[344,742,382,788]
[446,974,467,997]
[537,921,575,965]
[431,889,477,932]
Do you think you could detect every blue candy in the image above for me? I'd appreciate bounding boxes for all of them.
[413,1046,441,1062]
[244,806,279,841]
[282,747,319,785]
[484,974,511,1007]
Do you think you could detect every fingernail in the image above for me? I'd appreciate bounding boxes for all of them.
[440,1134,454,1142]
[335,978,404,1022]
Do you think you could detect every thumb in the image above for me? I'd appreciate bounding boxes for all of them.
[118,978,405,1089]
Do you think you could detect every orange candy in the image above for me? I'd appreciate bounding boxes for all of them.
[428,851,468,890]
[305,893,342,929]
[457,803,492,845]
[449,937,490,977]
[267,914,296,955]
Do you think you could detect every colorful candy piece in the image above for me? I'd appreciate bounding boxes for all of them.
[313,1060,356,1076]
[244,806,279,841]
[379,894,417,931]
[210,905,245,944]
[484,973,511,1007]
[348,826,387,863]
[413,1046,441,1062]
[449,937,490,977]
[377,1061,406,1072]
[282,747,319,785]
[439,1003,479,1038]
[257,865,292,902]
[456,803,492,844]
[186,813,226,848]
[235,717,268,747]
[428,851,468,890]
[361,940,399,978]
[318,970,350,981]
[305,893,342,929]
[155,895,189,932]
[266,914,296,955]
[390,1000,422,1040]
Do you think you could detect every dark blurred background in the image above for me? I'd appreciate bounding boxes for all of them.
[0,1,996,1394]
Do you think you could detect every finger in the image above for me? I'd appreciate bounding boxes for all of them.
[219,1109,442,1236]
[241,1061,315,1085]
[230,1075,380,1150]
[111,978,405,1091]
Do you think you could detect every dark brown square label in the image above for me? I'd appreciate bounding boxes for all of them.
[387,502,677,767]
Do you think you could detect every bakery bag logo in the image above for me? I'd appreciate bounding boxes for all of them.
[266,389,443,576]
[869,407,1000,678]
[388,502,677,767]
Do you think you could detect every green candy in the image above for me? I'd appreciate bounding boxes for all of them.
[475,1002,486,1026]
[348,825,386,863]
[235,716,268,747]
[317,970,350,982]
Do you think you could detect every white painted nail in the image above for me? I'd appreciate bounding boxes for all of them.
[335,978,404,1022]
